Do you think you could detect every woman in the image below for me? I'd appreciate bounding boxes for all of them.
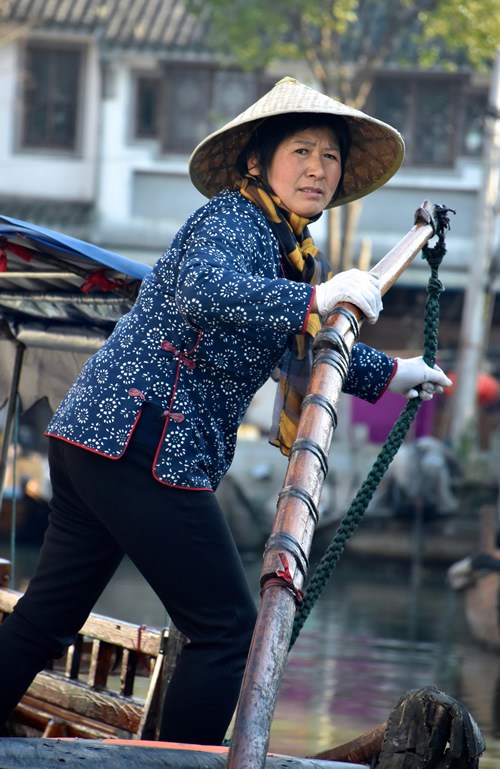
[0,77,450,745]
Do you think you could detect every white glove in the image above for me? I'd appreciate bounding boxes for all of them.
[315,269,382,324]
[388,356,452,401]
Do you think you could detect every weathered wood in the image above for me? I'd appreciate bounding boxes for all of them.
[0,581,186,740]
[0,587,163,655]
[121,647,139,697]
[13,695,129,739]
[0,738,365,769]
[26,672,142,732]
[89,639,115,688]
[227,202,438,769]
[311,723,386,763]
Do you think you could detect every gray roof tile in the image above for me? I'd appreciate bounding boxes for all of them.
[0,0,209,52]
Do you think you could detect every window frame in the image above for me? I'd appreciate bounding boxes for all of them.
[132,64,274,155]
[369,71,484,169]
[133,72,164,140]
[17,39,85,155]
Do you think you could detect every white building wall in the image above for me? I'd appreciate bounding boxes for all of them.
[0,36,485,282]
[0,35,99,203]
[95,57,206,259]
[0,43,18,171]
[95,58,483,275]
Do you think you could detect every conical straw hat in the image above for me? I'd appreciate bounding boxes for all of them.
[189,76,405,209]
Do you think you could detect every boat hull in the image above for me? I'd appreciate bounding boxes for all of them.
[0,738,365,769]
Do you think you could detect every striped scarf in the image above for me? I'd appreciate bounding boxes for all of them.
[237,176,332,455]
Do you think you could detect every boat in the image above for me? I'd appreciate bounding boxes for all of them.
[0,555,487,768]
[220,431,476,563]
[0,206,487,768]
[448,504,500,650]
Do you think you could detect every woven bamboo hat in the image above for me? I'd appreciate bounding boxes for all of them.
[189,76,405,209]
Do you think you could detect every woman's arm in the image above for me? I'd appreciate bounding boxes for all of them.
[176,207,314,336]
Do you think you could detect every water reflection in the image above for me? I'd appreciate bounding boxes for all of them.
[3,543,500,765]
[271,555,500,764]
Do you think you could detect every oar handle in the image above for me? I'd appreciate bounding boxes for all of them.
[323,200,435,325]
[370,199,435,294]
[311,722,386,764]
[226,201,439,769]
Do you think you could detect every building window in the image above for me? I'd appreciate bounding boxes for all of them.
[163,66,213,152]
[460,87,488,156]
[135,75,162,139]
[20,42,83,152]
[133,66,272,153]
[370,73,486,167]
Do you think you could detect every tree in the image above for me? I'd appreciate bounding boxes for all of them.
[191,0,497,102]
[188,0,499,267]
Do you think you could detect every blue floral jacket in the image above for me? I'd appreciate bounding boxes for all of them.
[46,190,394,490]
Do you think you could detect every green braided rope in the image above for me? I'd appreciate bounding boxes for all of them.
[289,208,451,649]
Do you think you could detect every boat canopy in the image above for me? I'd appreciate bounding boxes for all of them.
[0,215,151,413]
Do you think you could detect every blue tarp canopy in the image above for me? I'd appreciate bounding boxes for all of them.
[0,215,152,412]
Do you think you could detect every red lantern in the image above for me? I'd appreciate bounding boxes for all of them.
[446,372,500,405]
[476,374,500,406]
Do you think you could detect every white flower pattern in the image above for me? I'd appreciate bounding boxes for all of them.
[46,190,394,490]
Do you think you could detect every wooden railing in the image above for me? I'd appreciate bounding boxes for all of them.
[0,559,185,740]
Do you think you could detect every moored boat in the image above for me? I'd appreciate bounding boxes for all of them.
[0,207,487,768]
[448,504,500,650]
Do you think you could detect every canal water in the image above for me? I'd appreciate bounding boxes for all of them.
[3,542,500,767]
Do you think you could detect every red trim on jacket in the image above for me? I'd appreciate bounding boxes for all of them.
[301,287,316,334]
[372,358,398,403]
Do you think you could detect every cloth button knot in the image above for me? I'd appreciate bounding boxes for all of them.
[128,388,146,400]
[164,412,185,423]
[160,340,196,370]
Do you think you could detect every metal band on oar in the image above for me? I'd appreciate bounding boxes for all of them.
[226,201,437,769]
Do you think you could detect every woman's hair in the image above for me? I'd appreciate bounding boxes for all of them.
[236,112,351,201]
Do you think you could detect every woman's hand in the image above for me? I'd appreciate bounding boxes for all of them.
[388,356,452,401]
[314,269,382,323]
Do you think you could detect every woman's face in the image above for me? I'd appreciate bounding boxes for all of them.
[250,125,342,218]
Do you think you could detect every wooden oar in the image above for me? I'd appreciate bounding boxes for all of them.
[309,682,486,765]
[226,201,437,769]
[311,722,386,764]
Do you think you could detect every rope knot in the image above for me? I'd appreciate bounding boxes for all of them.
[422,204,455,270]
[260,552,304,604]
[275,553,304,603]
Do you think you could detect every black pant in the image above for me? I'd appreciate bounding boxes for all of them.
[0,407,257,744]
